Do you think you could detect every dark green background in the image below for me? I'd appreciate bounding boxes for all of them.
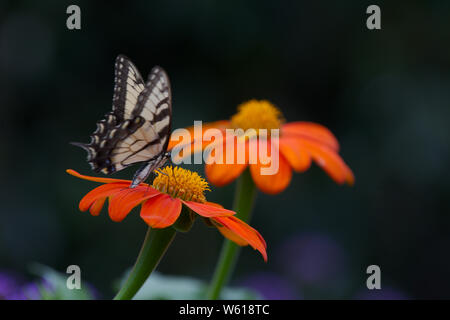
[0,1,449,299]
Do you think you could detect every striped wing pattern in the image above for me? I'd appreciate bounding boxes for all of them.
[112,55,145,120]
[73,55,172,175]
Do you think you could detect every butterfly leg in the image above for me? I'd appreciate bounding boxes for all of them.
[154,168,174,193]
[164,152,180,185]
[144,170,157,193]
[130,162,154,188]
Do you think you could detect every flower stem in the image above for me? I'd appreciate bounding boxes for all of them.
[113,226,176,300]
[206,169,257,299]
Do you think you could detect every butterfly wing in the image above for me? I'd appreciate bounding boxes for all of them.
[73,56,172,175]
[112,54,146,120]
[134,66,172,151]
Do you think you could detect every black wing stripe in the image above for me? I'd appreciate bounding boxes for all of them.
[155,123,171,142]
[120,138,162,165]
[151,107,170,125]
[133,66,170,116]
[112,55,145,119]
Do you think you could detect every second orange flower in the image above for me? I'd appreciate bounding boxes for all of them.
[169,100,354,194]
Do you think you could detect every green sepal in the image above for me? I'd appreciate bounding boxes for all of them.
[173,206,196,232]
[202,217,215,228]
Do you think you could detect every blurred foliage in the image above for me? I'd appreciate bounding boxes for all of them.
[116,271,260,300]
[30,264,95,300]
[29,265,259,300]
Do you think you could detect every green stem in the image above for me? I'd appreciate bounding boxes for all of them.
[206,169,257,299]
[113,226,176,300]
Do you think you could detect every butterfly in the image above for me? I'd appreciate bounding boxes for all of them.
[72,55,172,188]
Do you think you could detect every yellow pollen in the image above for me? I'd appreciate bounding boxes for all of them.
[230,100,284,135]
[152,166,210,203]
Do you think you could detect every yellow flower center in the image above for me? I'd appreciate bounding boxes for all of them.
[230,99,284,135]
[152,166,210,203]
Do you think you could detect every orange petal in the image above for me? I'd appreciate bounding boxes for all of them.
[181,200,235,217]
[79,183,129,212]
[140,194,182,228]
[171,131,226,164]
[279,136,312,172]
[205,138,248,187]
[205,162,248,187]
[89,197,106,216]
[249,140,292,194]
[108,186,160,222]
[216,224,249,246]
[282,122,340,151]
[66,169,134,185]
[213,216,267,261]
[204,201,224,208]
[300,139,354,185]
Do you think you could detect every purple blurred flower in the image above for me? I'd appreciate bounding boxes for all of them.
[4,291,28,300]
[278,233,347,288]
[0,272,22,299]
[355,286,409,300]
[21,282,44,300]
[240,272,301,300]
[0,270,45,300]
[85,283,101,300]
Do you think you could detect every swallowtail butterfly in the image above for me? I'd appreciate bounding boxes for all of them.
[72,55,172,188]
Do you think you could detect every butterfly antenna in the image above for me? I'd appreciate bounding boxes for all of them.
[171,165,179,185]
[165,155,179,186]
[154,168,171,193]
[141,170,155,194]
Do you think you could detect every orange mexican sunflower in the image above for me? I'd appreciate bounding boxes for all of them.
[168,99,354,195]
[66,166,267,260]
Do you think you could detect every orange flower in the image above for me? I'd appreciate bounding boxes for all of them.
[66,167,267,260]
[169,100,354,195]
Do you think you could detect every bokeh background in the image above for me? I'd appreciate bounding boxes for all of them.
[0,0,449,299]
